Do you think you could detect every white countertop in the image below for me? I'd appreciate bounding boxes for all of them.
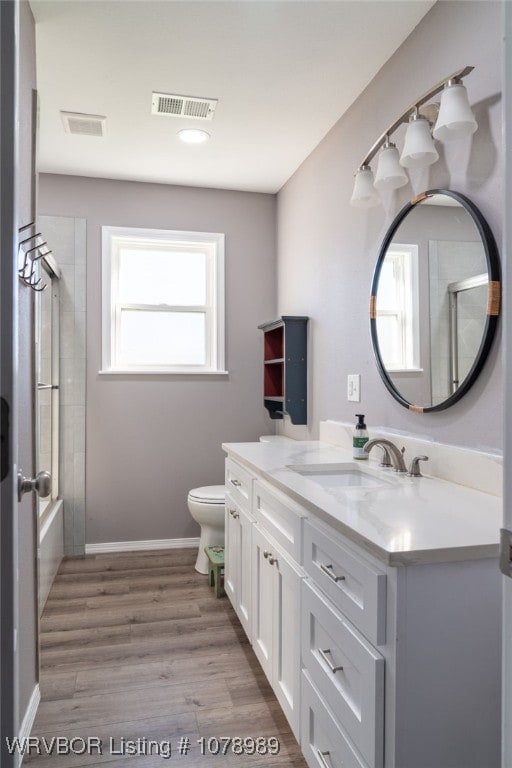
[222,440,502,566]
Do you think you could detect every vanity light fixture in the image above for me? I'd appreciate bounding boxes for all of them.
[350,66,477,207]
[178,128,210,144]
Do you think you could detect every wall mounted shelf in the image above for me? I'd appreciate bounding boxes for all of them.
[258,316,308,425]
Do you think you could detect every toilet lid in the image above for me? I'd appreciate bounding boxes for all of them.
[188,485,225,503]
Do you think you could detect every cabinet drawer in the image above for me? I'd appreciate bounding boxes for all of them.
[253,479,305,561]
[301,671,368,768]
[225,458,253,512]
[302,580,384,768]
[304,520,386,645]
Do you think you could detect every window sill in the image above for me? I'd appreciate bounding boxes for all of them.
[386,368,424,375]
[98,369,229,376]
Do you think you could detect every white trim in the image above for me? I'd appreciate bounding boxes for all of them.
[85,537,200,554]
[98,369,229,376]
[16,685,41,767]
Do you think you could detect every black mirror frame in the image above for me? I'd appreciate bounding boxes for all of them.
[369,189,501,413]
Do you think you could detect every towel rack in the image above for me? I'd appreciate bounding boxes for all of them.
[18,221,53,292]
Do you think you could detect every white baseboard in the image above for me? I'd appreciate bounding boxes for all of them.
[17,684,40,767]
[85,537,200,554]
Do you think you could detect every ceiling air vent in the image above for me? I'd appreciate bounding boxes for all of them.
[61,111,106,137]
[151,92,217,121]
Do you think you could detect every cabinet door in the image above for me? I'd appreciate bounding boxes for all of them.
[272,538,303,740]
[224,495,241,608]
[251,525,275,684]
[237,505,253,639]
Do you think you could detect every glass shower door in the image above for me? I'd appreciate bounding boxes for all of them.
[35,257,60,522]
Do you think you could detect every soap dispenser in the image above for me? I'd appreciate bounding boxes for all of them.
[353,414,369,460]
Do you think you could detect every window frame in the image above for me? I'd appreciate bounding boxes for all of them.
[375,243,421,373]
[101,226,226,374]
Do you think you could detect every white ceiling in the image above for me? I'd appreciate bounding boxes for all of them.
[31,0,435,193]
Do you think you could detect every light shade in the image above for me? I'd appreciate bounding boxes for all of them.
[350,166,380,208]
[400,115,439,168]
[433,82,477,142]
[374,143,408,191]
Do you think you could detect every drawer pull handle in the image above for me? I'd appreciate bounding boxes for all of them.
[263,550,270,559]
[317,750,333,768]
[319,647,343,674]
[229,509,239,518]
[268,556,278,566]
[230,479,242,487]
[320,563,345,582]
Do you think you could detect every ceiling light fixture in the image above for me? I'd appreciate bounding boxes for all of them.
[350,66,477,207]
[178,128,210,144]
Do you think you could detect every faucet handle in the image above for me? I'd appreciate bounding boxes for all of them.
[407,455,429,477]
[379,446,393,467]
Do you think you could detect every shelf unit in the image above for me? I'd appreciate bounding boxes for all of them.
[258,316,308,425]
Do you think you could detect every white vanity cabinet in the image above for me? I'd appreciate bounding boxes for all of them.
[224,492,254,638]
[252,523,304,739]
[250,478,307,738]
[301,516,501,768]
[224,459,255,638]
[223,446,501,768]
[224,461,305,739]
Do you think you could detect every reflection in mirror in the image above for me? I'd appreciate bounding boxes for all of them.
[371,191,500,412]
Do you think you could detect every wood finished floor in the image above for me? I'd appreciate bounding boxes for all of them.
[27,549,307,768]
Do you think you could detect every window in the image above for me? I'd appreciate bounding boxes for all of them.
[102,226,225,373]
[376,244,420,371]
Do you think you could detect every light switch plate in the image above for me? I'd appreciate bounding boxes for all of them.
[347,374,360,402]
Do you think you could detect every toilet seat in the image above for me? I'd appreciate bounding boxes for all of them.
[188,485,225,504]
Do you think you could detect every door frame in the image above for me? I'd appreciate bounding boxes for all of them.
[503,4,512,766]
[1,1,20,764]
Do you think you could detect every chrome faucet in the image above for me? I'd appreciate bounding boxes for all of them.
[364,438,407,472]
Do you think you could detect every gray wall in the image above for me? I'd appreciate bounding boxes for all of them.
[18,0,38,729]
[277,1,503,452]
[39,175,276,544]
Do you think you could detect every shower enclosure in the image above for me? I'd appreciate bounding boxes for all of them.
[36,254,63,613]
[448,273,488,395]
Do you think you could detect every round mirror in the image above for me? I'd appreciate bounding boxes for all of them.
[370,189,501,413]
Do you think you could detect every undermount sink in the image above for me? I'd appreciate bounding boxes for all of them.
[286,462,392,489]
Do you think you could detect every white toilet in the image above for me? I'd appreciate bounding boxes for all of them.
[187,485,226,574]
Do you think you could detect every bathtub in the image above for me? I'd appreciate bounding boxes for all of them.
[38,499,63,614]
